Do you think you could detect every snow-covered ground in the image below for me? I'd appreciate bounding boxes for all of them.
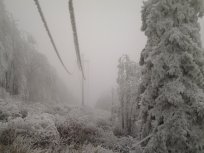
[0,97,140,153]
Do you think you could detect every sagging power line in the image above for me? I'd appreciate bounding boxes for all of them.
[33,0,71,75]
[69,0,85,79]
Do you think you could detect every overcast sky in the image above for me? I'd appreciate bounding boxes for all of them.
[4,0,204,106]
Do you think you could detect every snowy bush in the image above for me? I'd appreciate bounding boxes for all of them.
[8,117,28,135]
[98,130,118,150]
[0,136,44,153]
[0,100,137,152]
[0,116,32,145]
[0,109,9,122]
[116,136,134,152]
[68,107,95,121]
[0,122,15,145]
[113,126,126,137]
[96,118,112,131]
[0,117,29,146]
[25,113,60,148]
[45,104,71,116]
[19,108,28,119]
[102,133,133,152]
[56,117,99,147]
[0,101,21,121]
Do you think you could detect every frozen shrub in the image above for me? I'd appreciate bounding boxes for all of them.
[20,109,28,119]
[68,107,94,120]
[0,117,29,146]
[0,109,8,122]
[0,101,22,120]
[96,118,112,131]
[0,123,16,145]
[130,120,142,138]
[113,126,125,137]
[56,117,99,147]
[25,113,60,148]
[46,104,71,116]
[8,117,30,137]
[0,136,44,153]
[97,129,135,153]
[117,136,134,152]
[18,106,28,119]
[98,130,118,150]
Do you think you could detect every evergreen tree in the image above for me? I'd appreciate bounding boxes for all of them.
[139,0,204,152]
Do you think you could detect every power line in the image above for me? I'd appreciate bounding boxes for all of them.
[33,0,71,75]
[68,0,85,79]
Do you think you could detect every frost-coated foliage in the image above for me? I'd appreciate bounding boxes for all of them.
[0,99,139,153]
[139,0,204,152]
[117,55,141,135]
[0,136,44,153]
[26,113,60,147]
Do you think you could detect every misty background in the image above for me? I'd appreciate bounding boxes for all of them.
[5,0,204,106]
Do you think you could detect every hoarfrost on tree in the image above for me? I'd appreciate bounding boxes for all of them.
[139,0,204,152]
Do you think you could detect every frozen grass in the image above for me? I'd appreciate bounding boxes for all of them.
[0,98,140,153]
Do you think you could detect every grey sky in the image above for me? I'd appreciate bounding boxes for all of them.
[4,0,204,106]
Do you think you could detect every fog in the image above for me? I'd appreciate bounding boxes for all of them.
[5,0,204,106]
[1,1,204,152]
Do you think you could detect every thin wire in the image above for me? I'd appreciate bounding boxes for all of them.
[33,0,71,75]
[68,0,85,79]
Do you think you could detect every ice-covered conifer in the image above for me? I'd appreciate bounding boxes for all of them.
[139,0,204,152]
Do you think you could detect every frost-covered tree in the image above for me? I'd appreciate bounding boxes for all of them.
[0,0,75,104]
[139,0,204,152]
[117,55,141,134]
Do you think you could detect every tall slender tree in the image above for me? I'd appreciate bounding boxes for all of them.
[139,0,204,152]
[117,55,141,134]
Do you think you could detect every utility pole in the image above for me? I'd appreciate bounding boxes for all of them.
[81,55,89,106]
[82,74,85,106]
[81,55,85,106]
[111,88,114,121]
[112,88,114,108]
